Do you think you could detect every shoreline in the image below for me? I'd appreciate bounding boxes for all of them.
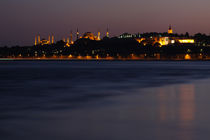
[0,57,210,61]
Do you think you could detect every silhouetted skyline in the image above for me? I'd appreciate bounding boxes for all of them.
[1,0,210,46]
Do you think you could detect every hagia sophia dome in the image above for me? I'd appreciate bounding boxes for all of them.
[83,32,96,40]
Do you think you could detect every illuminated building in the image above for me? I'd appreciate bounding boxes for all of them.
[62,37,71,47]
[80,29,102,40]
[178,39,195,44]
[185,54,191,60]
[171,40,175,44]
[34,35,54,46]
[158,37,169,46]
[136,38,145,43]
[33,25,195,47]
[66,42,70,47]
[83,32,95,40]
[119,33,133,39]
[168,25,173,34]
[134,25,195,47]
[40,39,50,45]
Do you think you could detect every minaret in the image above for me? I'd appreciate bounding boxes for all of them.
[48,35,51,44]
[106,26,109,38]
[38,35,41,44]
[97,30,101,40]
[168,25,173,34]
[67,37,70,43]
[35,36,37,46]
[51,35,54,44]
[70,31,73,44]
[76,28,79,40]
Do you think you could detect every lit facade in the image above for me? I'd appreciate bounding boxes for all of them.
[178,39,195,44]
[35,35,54,46]
[82,32,101,41]
[40,39,50,45]
[168,25,173,34]
[119,33,133,39]
[159,37,169,46]
[134,26,195,47]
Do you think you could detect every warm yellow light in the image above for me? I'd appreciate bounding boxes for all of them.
[67,38,70,43]
[66,43,70,47]
[86,55,92,59]
[168,29,173,34]
[171,40,175,44]
[40,39,50,45]
[96,55,99,59]
[52,35,54,44]
[97,32,101,40]
[158,37,169,46]
[77,55,82,59]
[178,39,195,44]
[185,54,191,60]
[106,32,109,37]
[136,38,145,43]
[38,35,41,44]
[35,36,37,46]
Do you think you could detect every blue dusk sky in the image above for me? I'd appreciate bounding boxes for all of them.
[0,0,210,46]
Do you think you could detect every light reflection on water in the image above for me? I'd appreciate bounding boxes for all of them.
[157,84,195,122]
[156,84,196,140]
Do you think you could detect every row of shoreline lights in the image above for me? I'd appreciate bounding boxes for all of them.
[34,28,110,46]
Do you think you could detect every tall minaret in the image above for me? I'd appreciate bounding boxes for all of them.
[76,28,79,40]
[70,30,73,44]
[63,37,66,42]
[35,36,37,46]
[168,25,173,34]
[106,26,109,38]
[67,37,70,43]
[97,30,101,40]
[48,35,51,44]
[38,35,41,44]
[51,35,54,44]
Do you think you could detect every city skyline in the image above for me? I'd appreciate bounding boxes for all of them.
[1,0,210,46]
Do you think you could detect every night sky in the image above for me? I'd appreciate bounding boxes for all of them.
[1,0,210,46]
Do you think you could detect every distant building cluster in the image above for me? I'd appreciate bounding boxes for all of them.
[2,25,210,60]
[119,25,195,47]
[34,25,198,48]
[34,27,110,47]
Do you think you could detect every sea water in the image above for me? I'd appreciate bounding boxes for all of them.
[1,61,210,140]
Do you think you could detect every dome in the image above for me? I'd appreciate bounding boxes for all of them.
[83,32,95,40]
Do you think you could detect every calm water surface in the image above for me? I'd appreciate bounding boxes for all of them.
[1,61,210,140]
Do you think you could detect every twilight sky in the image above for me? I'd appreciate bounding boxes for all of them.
[0,0,210,46]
